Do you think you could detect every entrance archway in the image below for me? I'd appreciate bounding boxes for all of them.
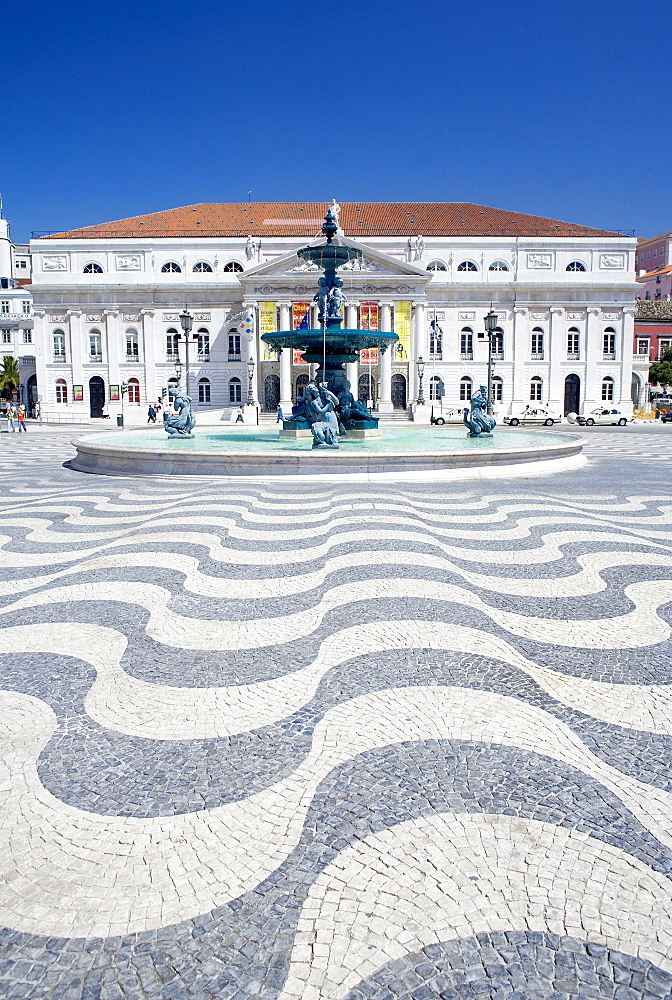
[391,373,407,410]
[563,373,580,415]
[264,374,280,412]
[631,374,644,408]
[89,375,105,418]
[26,374,37,415]
[358,372,377,405]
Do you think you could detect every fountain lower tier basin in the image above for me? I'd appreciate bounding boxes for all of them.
[70,427,585,481]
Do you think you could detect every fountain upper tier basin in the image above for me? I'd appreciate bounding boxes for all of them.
[260,329,398,365]
[70,426,586,482]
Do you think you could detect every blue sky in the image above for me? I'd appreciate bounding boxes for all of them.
[3,0,669,242]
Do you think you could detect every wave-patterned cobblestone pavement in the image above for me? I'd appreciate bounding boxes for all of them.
[1,427,672,999]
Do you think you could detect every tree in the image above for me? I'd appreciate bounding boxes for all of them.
[648,347,672,390]
[0,356,19,399]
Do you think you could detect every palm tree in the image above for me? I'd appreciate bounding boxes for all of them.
[0,356,20,400]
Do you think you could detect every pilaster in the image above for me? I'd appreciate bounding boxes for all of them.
[105,310,120,391]
[68,310,84,389]
[278,302,292,409]
[584,307,601,412]
[547,307,564,411]
[510,306,528,409]
[142,309,157,402]
[378,301,393,413]
[620,307,635,414]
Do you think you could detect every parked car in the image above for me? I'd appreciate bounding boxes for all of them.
[576,408,628,426]
[432,407,467,425]
[660,410,672,423]
[503,406,561,427]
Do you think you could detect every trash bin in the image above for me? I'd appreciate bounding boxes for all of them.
[117,414,124,427]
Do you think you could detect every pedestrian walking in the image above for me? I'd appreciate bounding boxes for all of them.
[276,404,283,423]
[7,404,16,432]
[235,406,245,423]
[17,406,27,433]
[147,405,156,423]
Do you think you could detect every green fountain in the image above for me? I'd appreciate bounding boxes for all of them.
[261,207,398,448]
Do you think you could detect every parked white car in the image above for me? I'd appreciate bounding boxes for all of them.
[503,407,561,427]
[432,407,467,425]
[576,408,628,426]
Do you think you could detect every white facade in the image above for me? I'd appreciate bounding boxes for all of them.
[30,210,638,421]
[0,218,35,410]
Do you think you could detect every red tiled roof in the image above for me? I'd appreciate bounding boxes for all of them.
[40,202,623,240]
[636,265,672,280]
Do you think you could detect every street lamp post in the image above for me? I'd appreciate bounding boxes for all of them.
[484,308,498,415]
[416,356,426,405]
[179,306,194,398]
[247,358,255,405]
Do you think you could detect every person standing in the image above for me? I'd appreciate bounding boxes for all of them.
[7,403,16,432]
[276,404,283,423]
[17,405,27,433]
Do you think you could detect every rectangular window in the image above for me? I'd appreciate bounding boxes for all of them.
[21,301,31,315]
[53,332,65,358]
[603,333,616,359]
[1,331,10,344]
[0,301,9,315]
[459,380,472,401]
[197,333,210,357]
[653,250,657,258]
[198,381,211,403]
[531,333,544,357]
[567,332,580,359]
[637,339,649,355]
[22,330,32,344]
[125,333,139,358]
[491,332,504,358]
[659,340,671,358]
[16,260,27,269]
[460,332,473,358]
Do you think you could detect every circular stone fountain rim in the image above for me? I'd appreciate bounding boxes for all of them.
[69,430,586,481]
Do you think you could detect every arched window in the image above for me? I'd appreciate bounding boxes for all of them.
[83,262,103,274]
[460,327,473,359]
[491,375,503,402]
[457,260,478,272]
[429,375,443,401]
[125,328,139,360]
[531,327,544,358]
[127,378,140,404]
[229,377,242,404]
[459,376,472,401]
[603,327,616,359]
[223,261,244,272]
[52,329,66,360]
[192,261,213,273]
[566,261,587,272]
[55,378,68,403]
[491,328,504,358]
[601,376,615,401]
[161,261,182,273]
[530,376,543,401]
[198,378,211,403]
[196,327,210,359]
[426,260,447,271]
[567,327,580,359]
[488,261,509,271]
[166,327,179,358]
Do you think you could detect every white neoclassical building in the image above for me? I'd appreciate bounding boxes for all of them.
[29,201,638,421]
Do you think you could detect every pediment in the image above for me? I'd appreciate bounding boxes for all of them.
[242,238,430,280]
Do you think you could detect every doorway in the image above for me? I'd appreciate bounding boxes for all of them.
[563,373,580,415]
[89,375,105,418]
[358,372,377,405]
[264,374,280,412]
[294,373,310,401]
[26,374,37,415]
[391,373,407,410]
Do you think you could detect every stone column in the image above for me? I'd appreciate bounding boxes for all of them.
[142,309,157,403]
[510,307,528,412]
[378,302,393,414]
[547,307,564,412]
[411,302,427,402]
[584,307,601,413]
[619,307,635,415]
[68,310,87,417]
[105,310,120,401]
[243,300,258,406]
[346,302,358,390]
[278,302,292,410]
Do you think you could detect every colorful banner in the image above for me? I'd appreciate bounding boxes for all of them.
[293,302,311,329]
[360,348,379,364]
[394,302,411,360]
[293,349,308,366]
[360,303,379,331]
[73,385,84,401]
[259,302,277,361]
[108,385,119,401]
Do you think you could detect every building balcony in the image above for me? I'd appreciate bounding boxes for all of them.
[166,352,179,363]
[567,352,580,361]
[491,350,504,360]
[88,354,103,363]
[228,352,242,362]
[602,352,616,361]
[52,354,67,363]
[125,354,140,362]
[530,352,545,361]
[197,352,210,362]
[429,351,443,360]
[460,351,473,360]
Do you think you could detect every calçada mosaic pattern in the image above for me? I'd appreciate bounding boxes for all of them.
[1,428,672,999]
